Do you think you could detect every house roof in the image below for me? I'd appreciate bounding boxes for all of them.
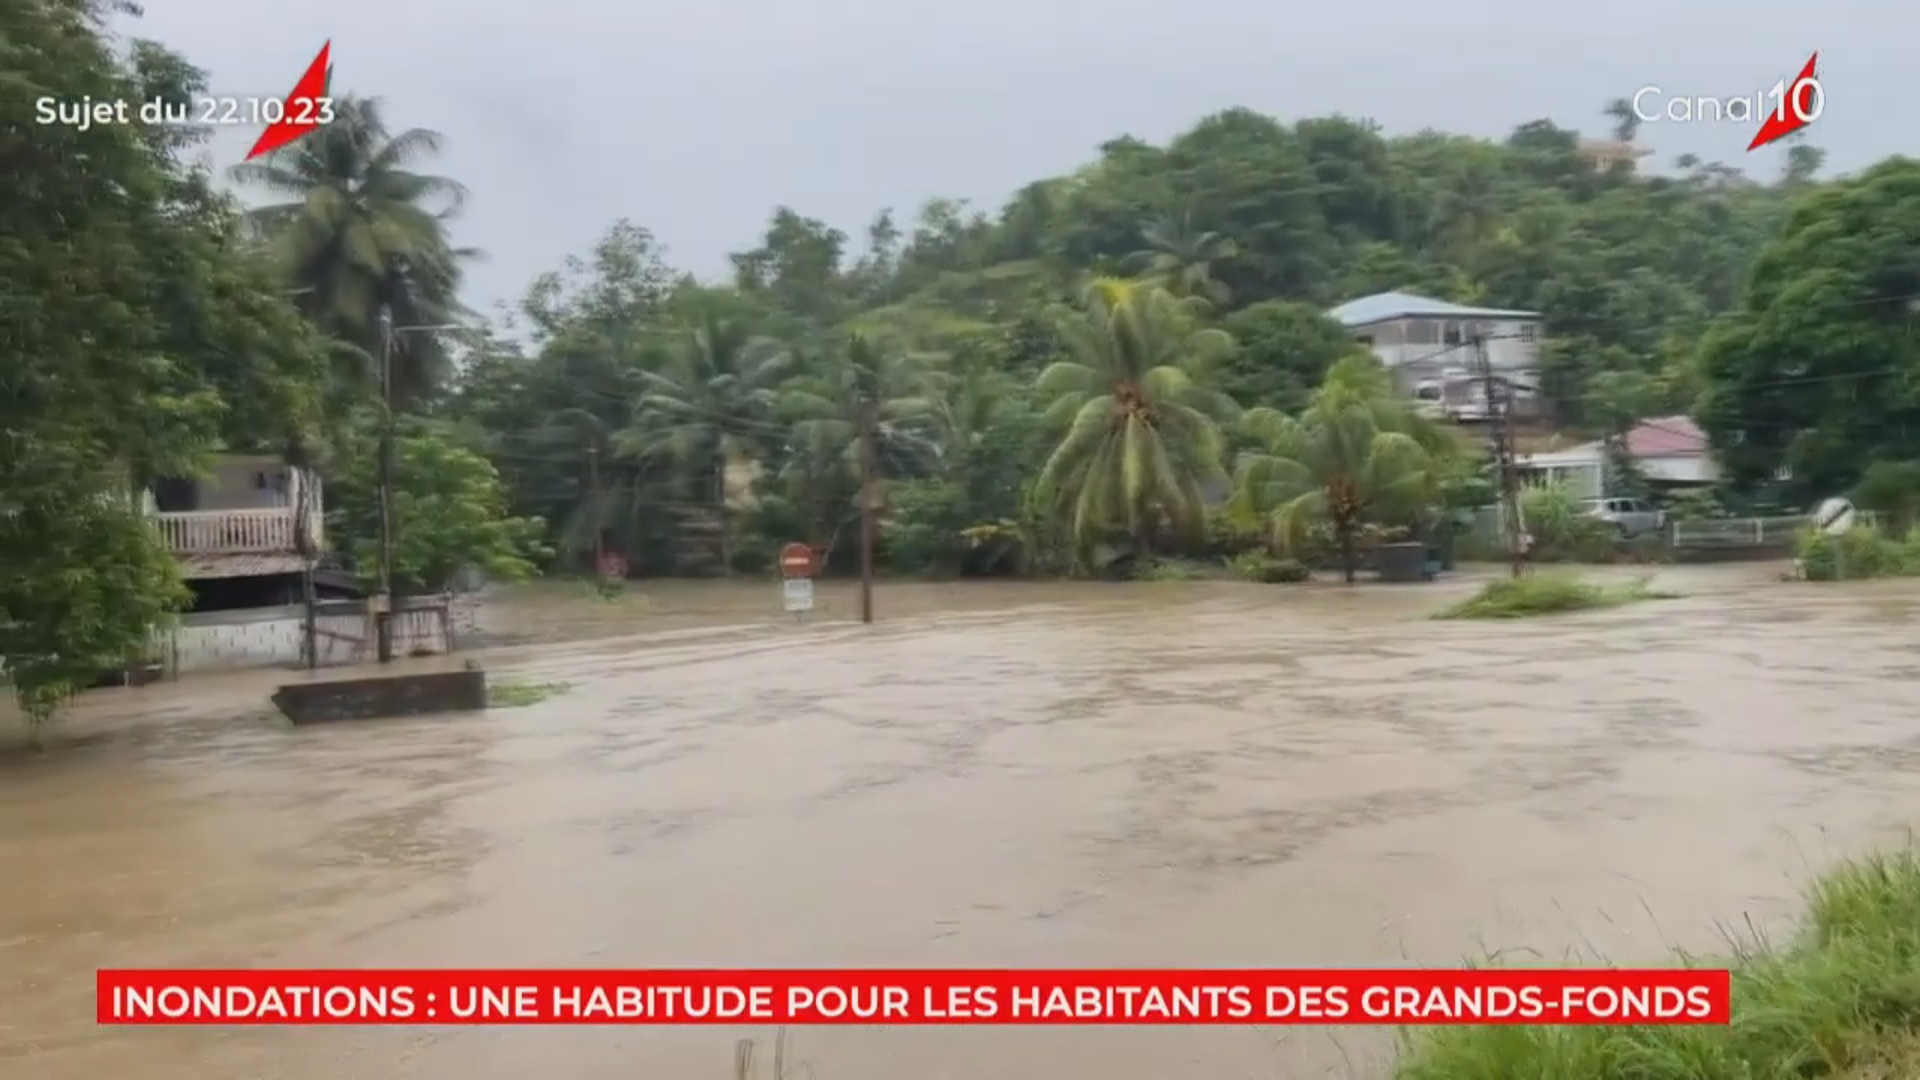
[1327,291,1540,328]
[1624,415,1707,458]
[1517,416,1709,469]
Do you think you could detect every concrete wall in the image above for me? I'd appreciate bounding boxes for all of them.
[164,603,457,675]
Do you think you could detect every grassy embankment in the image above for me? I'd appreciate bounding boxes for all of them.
[724,848,1920,1079]
[1433,573,1678,619]
[1395,846,1920,1079]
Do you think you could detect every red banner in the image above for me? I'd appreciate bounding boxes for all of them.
[98,967,1730,1026]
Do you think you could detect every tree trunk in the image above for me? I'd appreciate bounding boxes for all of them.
[1337,522,1357,584]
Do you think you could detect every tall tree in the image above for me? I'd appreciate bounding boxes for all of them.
[1031,281,1238,556]
[2,0,328,734]
[1695,157,1920,498]
[232,96,473,406]
[618,313,796,573]
[1130,207,1238,306]
[1230,357,1440,583]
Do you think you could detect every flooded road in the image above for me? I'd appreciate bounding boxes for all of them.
[8,567,1920,1078]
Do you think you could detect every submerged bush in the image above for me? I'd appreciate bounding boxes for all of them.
[1795,525,1920,581]
[1434,573,1674,619]
[1231,553,1311,583]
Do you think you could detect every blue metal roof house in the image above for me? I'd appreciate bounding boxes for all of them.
[1325,291,1546,421]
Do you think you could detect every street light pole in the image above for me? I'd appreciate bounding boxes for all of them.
[370,317,465,663]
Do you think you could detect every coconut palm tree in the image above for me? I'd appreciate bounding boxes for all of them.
[617,314,795,574]
[1129,208,1237,306]
[1229,355,1440,583]
[1031,280,1239,558]
[231,96,473,406]
[777,335,935,547]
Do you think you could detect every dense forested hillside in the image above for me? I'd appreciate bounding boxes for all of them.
[7,0,1920,716]
[447,112,1837,575]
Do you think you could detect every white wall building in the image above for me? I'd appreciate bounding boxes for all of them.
[1516,416,1719,499]
[1326,291,1545,421]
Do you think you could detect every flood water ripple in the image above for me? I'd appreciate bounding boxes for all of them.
[5,567,1920,1078]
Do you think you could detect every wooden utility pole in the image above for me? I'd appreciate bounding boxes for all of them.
[297,476,318,670]
[858,398,877,625]
[375,308,397,662]
[586,443,604,570]
[1474,333,1526,578]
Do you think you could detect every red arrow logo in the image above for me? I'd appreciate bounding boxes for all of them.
[245,42,332,161]
[1747,52,1821,151]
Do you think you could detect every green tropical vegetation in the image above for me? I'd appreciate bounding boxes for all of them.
[14,3,1920,1075]
[1396,845,1920,1080]
[1793,526,1920,581]
[10,0,1920,718]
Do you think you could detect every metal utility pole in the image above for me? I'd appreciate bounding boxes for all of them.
[857,398,877,625]
[1474,333,1525,578]
[375,307,397,662]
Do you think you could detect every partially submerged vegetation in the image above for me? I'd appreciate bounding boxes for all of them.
[1395,845,1920,1080]
[1433,573,1676,619]
[486,680,572,708]
[1794,526,1920,582]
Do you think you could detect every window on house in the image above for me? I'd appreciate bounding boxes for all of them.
[1518,324,1539,343]
[1355,335,1374,347]
[1442,324,1463,346]
[1404,321,1439,346]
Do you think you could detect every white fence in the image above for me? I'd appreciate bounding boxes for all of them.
[1670,512,1878,549]
[162,598,461,676]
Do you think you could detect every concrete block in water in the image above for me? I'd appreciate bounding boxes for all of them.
[271,669,487,725]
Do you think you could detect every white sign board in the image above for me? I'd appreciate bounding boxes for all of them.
[782,578,814,613]
[1815,496,1856,536]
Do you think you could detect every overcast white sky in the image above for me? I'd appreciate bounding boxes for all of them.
[127,0,1906,315]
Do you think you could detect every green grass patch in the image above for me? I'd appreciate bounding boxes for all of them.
[1394,845,1920,1080]
[1433,574,1679,620]
[486,680,571,708]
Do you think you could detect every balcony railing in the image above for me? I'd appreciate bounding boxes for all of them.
[154,508,299,554]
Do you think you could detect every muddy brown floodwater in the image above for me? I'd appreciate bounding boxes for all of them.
[7,567,1920,1079]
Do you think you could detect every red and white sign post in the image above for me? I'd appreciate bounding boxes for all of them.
[778,542,816,616]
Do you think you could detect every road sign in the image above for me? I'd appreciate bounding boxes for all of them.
[1815,496,1856,536]
[782,577,814,613]
[778,542,817,579]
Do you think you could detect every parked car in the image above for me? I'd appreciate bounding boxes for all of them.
[1582,497,1666,538]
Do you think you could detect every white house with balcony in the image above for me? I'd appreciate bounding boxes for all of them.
[141,454,328,674]
[145,454,322,584]
[140,454,452,675]
[1327,291,1546,421]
